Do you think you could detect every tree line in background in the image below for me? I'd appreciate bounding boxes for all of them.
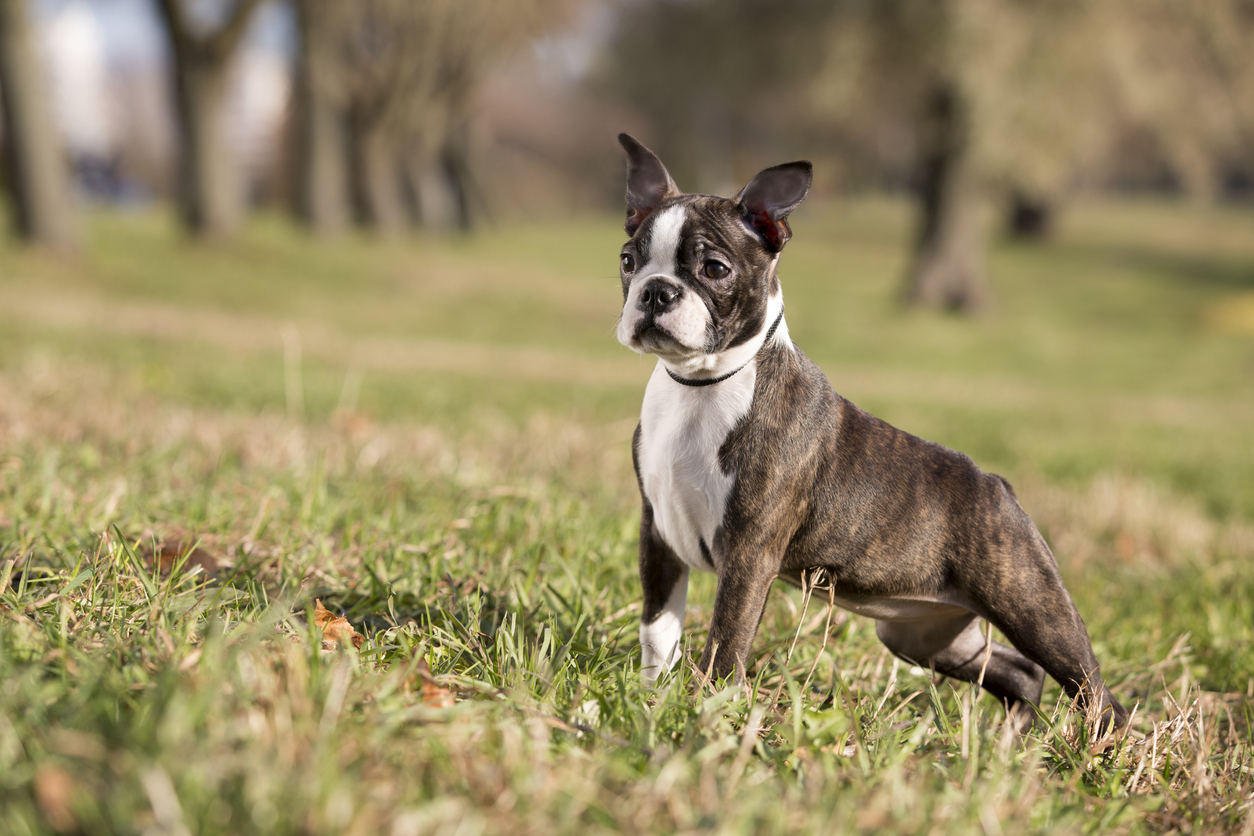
[162,0,566,238]
[2,0,1252,313]
[1,0,566,245]
[605,0,1254,311]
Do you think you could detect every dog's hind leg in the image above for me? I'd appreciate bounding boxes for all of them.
[960,492,1129,732]
[971,576,1128,733]
[875,609,1046,726]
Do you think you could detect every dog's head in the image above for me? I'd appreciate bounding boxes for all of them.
[615,134,812,375]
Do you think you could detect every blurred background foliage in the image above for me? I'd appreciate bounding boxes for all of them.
[1,0,1253,312]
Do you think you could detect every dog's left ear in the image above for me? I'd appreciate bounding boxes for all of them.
[620,133,680,237]
[735,162,812,252]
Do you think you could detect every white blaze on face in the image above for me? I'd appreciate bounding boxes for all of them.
[647,204,685,273]
[617,205,712,355]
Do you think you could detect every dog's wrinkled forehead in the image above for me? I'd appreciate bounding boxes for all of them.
[632,196,766,276]
[635,204,686,272]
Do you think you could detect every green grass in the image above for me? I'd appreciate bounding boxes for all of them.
[1,198,1253,834]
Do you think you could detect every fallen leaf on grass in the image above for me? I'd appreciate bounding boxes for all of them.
[330,409,375,439]
[139,527,222,578]
[314,599,364,650]
[413,658,455,707]
[34,764,78,833]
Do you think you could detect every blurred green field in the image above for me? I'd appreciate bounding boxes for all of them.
[2,199,1253,834]
[3,198,1252,516]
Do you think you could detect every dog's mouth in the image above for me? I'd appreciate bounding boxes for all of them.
[635,321,668,345]
[617,294,712,360]
[630,321,687,355]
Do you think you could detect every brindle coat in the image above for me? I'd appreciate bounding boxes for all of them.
[619,134,1127,730]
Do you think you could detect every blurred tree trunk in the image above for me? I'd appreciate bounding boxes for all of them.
[0,0,78,251]
[348,112,405,234]
[171,62,235,235]
[904,80,989,313]
[155,0,263,239]
[291,0,348,236]
[328,0,564,235]
[438,118,488,232]
[339,0,434,235]
[439,145,470,232]
[1006,189,1054,240]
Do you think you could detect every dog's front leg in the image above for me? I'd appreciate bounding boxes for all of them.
[639,501,689,684]
[698,559,778,685]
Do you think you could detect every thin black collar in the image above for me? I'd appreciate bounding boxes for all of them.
[665,308,785,388]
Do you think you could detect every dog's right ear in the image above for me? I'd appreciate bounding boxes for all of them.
[735,161,812,253]
[619,133,679,237]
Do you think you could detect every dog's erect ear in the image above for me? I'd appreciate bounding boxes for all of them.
[619,133,680,237]
[735,162,812,252]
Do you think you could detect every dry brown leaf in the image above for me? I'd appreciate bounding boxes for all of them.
[314,599,364,650]
[139,527,223,578]
[414,658,455,707]
[330,409,375,439]
[34,764,78,833]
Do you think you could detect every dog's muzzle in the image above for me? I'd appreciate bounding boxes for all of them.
[639,279,682,318]
[629,279,685,348]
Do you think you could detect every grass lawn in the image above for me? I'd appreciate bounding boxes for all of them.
[1,197,1252,834]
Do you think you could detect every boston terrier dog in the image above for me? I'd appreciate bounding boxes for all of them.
[615,134,1126,731]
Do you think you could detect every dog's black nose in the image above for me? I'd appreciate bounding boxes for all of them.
[640,279,681,314]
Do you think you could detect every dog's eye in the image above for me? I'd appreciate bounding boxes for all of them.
[701,261,730,280]
[621,253,636,273]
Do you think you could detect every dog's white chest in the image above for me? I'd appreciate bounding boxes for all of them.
[637,361,756,572]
